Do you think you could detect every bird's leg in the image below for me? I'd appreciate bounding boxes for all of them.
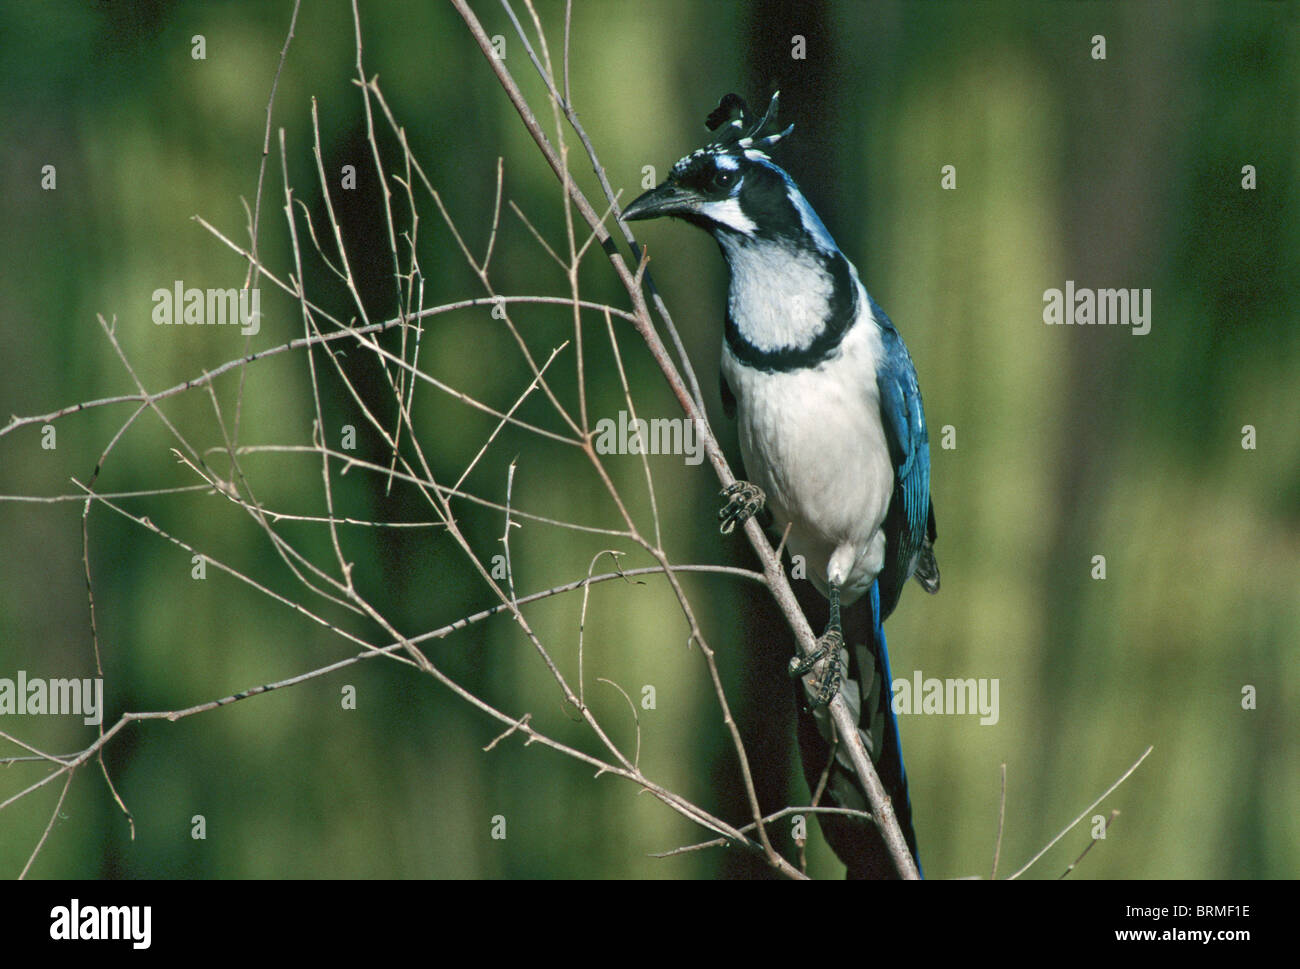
[788,583,844,707]
[718,480,765,534]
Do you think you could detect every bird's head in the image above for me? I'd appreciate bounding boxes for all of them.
[623,92,836,254]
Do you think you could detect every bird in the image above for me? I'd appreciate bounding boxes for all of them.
[622,92,939,878]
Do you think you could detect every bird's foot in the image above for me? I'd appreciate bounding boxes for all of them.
[788,626,844,707]
[718,481,765,534]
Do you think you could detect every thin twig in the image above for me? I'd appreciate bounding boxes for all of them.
[18,770,75,879]
[1007,746,1153,880]
[1058,810,1119,879]
[991,761,1007,880]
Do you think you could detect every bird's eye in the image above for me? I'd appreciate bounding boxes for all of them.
[712,169,737,190]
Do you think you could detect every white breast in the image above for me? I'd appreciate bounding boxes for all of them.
[718,236,835,352]
[721,308,893,606]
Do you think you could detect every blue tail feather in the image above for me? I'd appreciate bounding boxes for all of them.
[793,578,921,878]
[869,581,921,875]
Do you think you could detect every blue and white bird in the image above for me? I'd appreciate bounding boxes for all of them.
[623,93,938,877]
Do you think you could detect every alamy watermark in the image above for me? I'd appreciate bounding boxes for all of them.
[1043,281,1151,335]
[592,410,706,465]
[152,280,261,335]
[0,671,103,725]
[50,899,150,949]
[892,671,999,725]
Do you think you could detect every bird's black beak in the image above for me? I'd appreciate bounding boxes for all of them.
[622,181,698,222]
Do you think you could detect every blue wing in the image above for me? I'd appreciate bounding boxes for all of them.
[869,294,938,619]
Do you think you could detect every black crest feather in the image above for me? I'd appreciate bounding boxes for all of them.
[703,92,793,153]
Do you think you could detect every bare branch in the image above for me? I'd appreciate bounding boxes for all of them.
[1007,746,1154,880]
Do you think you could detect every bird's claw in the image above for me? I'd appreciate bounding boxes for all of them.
[718,481,765,534]
[788,627,844,707]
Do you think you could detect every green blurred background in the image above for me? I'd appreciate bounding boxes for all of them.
[1,0,1296,879]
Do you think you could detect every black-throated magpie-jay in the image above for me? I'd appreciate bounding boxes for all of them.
[623,93,939,876]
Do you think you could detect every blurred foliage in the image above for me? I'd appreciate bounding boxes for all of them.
[0,0,1296,879]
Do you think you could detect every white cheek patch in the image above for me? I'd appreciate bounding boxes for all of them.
[700,195,756,234]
